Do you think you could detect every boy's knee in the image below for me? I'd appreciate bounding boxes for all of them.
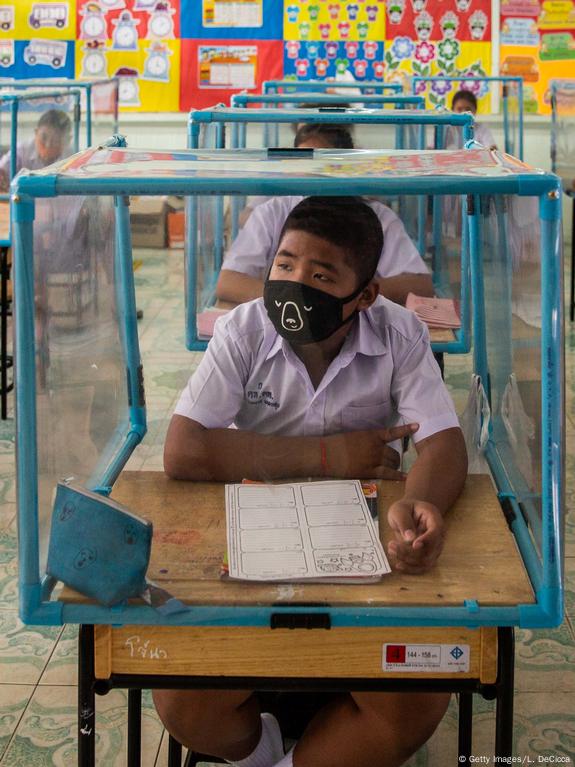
[353,691,450,749]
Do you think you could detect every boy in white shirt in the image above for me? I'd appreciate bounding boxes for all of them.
[0,109,71,192]
[154,196,468,767]
[219,125,433,307]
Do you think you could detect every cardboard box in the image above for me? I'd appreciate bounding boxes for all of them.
[167,210,185,249]
[130,196,167,249]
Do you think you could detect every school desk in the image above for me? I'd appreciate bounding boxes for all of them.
[65,471,533,767]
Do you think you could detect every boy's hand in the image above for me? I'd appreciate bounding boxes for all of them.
[387,499,444,574]
[325,423,419,480]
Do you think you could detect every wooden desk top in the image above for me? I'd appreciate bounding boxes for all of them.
[62,471,534,609]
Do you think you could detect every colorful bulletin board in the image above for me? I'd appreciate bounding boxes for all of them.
[500,0,575,113]
[282,0,492,112]
[0,0,571,113]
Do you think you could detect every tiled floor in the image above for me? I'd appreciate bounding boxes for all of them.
[0,244,574,766]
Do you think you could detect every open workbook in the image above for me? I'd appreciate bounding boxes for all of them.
[224,480,391,583]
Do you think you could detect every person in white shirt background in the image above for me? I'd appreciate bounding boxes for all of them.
[154,195,467,767]
[238,122,356,229]
[450,89,497,150]
[0,108,72,192]
[218,124,433,308]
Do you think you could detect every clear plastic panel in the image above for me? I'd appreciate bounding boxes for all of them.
[188,189,467,354]
[476,193,542,549]
[195,117,465,153]
[34,195,131,570]
[90,80,119,147]
[551,80,575,182]
[414,78,521,156]
[190,119,469,266]
[0,92,78,194]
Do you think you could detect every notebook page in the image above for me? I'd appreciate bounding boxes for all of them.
[225,480,391,582]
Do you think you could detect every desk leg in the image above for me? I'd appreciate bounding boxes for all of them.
[78,626,96,767]
[495,627,515,757]
[127,689,142,767]
[167,735,183,767]
[571,196,575,323]
[457,693,473,765]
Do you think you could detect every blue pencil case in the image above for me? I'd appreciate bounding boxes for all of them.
[46,480,153,607]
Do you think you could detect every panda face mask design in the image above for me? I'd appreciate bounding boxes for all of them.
[263,278,369,345]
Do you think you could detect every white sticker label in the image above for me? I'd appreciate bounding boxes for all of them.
[382,643,470,673]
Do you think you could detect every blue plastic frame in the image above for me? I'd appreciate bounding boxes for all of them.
[411,76,524,160]
[263,79,403,95]
[232,93,425,110]
[1,78,119,147]
[186,106,475,354]
[0,87,82,248]
[12,144,564,630]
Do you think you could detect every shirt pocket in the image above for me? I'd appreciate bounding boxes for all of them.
[341,401,392,431]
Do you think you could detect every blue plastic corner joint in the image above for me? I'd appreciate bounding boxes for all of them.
[464,599,480,614]
[14,173,57,198]
[539,187,562,221]
[19,584,64,625]
[10,192,35,222]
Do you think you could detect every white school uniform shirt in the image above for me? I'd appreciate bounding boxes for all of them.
[222,196,429,280]
[444,121,496,150]
[175,296,459,443]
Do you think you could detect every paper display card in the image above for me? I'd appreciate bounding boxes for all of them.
[197,306,230,339]
[225,480,391,582]
[405,293,461,329]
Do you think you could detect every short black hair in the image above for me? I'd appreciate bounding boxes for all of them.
[452,89,477,111]
[279,196,383,286]
[294,123,354,149]
[37,109,71,135]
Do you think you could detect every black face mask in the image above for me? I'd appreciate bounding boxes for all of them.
[263,278,369,345]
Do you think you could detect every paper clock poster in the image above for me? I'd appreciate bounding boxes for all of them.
[75,38,181,110]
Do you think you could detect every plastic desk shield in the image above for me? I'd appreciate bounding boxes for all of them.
[469,190,564,624]
[411,77,524,160]
[12,145,563,631]
[0,88,81,243]
[0,78,119,148]
[186,108,475,355]
[262,79,403,96]
[550,80,575,190]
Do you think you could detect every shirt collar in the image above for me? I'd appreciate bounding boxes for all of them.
[263,302,389,364]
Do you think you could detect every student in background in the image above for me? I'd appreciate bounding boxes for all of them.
[0,109,72,192]
[450,89,497,150]
[219,126,433,308]
[155,196,467,767]
[238,122,354,228]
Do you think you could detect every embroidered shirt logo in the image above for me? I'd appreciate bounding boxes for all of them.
[246,382,280,410]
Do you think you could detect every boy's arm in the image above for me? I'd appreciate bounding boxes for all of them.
[377,272,434,305]
[215,269,263,304]
[164,414,418,482]
[386,427,468,574]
